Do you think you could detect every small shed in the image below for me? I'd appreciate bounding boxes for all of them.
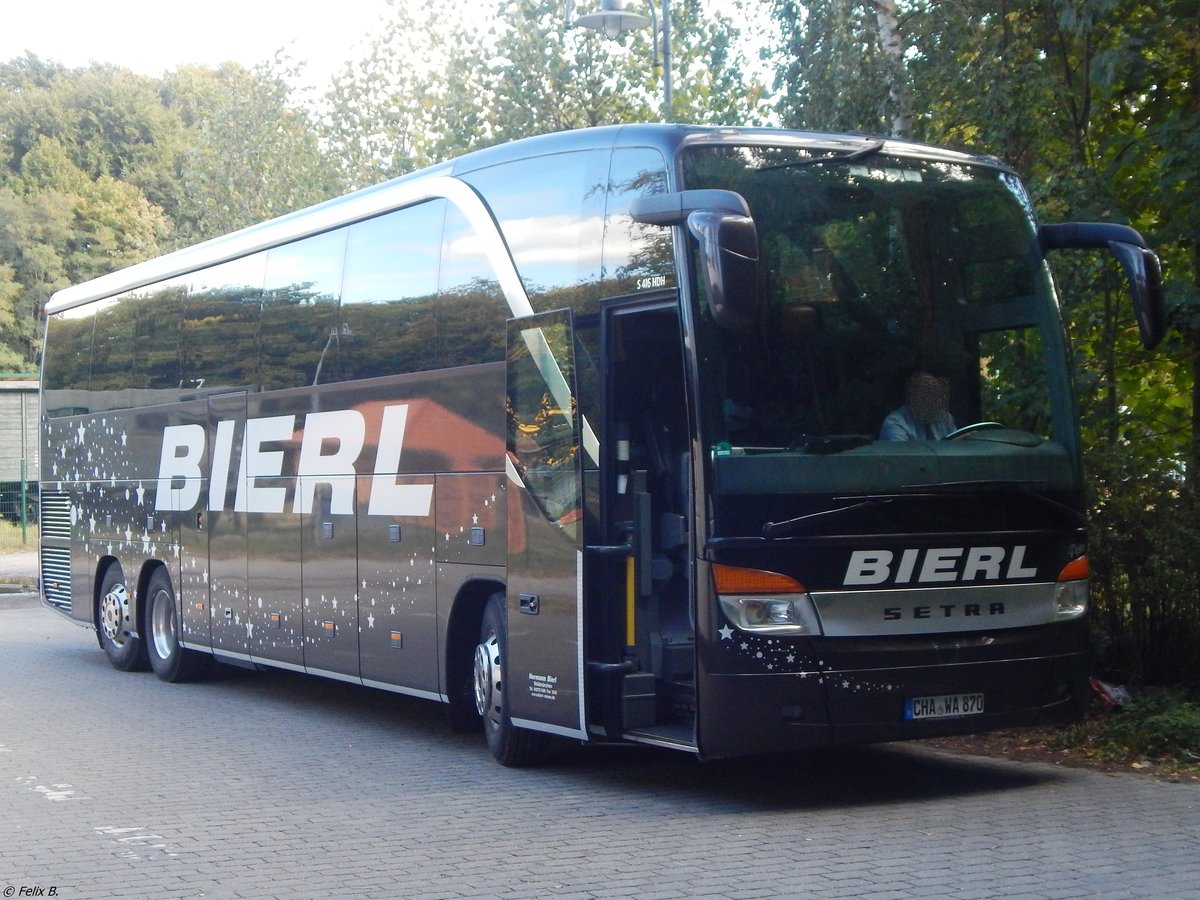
[0,377,39,520]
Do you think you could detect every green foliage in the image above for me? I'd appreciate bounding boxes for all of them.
[320,3,470,187]
[320,0,770,181]
[165,58,339,244]
[769,0,894,133]
[1054,689,1200,763]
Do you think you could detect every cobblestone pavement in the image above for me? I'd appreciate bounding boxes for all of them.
[1,602,1197,899]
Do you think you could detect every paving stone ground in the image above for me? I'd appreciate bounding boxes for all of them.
[0,598,1197,899]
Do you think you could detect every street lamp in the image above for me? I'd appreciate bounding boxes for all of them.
[574,0,672,121]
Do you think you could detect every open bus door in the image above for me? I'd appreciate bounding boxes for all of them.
[504,310,587,741]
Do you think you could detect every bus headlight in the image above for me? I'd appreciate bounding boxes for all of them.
[1054,556,1089,620]
[712,564,822,635]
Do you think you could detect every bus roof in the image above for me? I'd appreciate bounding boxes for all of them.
[45,124,1008,315]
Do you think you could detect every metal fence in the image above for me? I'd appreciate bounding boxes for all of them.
[0,478,36,547]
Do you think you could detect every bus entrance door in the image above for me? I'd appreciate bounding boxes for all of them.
[504,311,587,741]
[602,302,696,747]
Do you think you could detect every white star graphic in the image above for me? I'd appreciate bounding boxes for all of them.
[718,625,734,641]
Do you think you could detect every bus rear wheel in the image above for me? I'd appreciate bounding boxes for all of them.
[146,567,212,682]
[97,562,148,672]
[474,593,554,767]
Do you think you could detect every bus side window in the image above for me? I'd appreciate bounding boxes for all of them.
[437,204,508,369]
[339,201,444,380]
[604,147,673,297]
[181,254,266,394]
[261,229,346,390]
[461,150,609,317]
[43,305,98,417]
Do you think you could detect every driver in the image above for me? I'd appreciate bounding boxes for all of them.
[880,371,956,441]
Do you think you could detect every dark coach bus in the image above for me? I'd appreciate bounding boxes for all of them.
[39,124,1164,765]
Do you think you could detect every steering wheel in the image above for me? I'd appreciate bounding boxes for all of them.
[943,421,1005,440]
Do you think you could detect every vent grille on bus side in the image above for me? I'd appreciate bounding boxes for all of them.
[40,493,73,612]
[41,546,72,612]
[40,492,71,540]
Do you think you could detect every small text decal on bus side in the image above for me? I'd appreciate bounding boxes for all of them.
[153,404,433,517]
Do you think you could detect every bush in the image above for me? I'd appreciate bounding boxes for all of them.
[1055,690,1200,763]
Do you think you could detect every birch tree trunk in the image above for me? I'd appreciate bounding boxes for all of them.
[872,0,912,137]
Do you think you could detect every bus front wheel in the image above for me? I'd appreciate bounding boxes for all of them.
[97,562,148,672]
[146,567,212,683]
[474,593,553,767]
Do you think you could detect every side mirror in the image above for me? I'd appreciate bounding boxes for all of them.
[1107,242,1166,351]
[1039,222,1167,350]
[686,209,761,332]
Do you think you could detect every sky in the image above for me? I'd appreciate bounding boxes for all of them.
[0,0,397,90]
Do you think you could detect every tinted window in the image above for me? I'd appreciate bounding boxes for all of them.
[182,254,266,393]
[261,229,346,389]
[437,204,507,369]
[338,201,444,380]
[604,148,674,296]
[42,306,96,417]
[463,151,609,315]
[130,278,187,394]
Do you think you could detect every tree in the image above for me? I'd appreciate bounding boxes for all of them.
[321,0,770,184]
[0,136,168,368]
[164,58,339,243]
[320,3,473,188]
[0,56,184,214]
[769,0,896,133]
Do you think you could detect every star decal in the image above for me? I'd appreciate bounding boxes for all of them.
[718,625,734,641]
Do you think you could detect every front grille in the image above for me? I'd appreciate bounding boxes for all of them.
[41,546,72,612]
[40,492,72,541]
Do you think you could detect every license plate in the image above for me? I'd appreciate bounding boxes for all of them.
[905,692,985,720]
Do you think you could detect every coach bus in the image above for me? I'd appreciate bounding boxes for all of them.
[38,124,1164,765]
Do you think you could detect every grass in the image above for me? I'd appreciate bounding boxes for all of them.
[0,519,35,553]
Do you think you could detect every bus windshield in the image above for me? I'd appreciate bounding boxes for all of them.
[681,144,1077,497]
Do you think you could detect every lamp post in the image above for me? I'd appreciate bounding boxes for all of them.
[574,0,672,121]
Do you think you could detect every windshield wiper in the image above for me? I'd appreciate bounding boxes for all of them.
[760,140,886,172]
[762,498,892,539]
[900,479,1086,527]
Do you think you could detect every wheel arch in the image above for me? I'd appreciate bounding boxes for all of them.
[443,576,505,730]
[92,554,123,635]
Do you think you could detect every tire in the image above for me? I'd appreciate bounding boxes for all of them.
[97,562,149,672]
[145,566,212,683]
[473,592,555,767]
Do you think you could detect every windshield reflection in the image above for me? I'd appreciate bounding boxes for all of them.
[681,144,1074,481]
